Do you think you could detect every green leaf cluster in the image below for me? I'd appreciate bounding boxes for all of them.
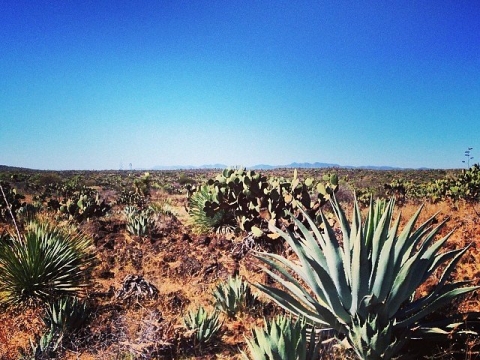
[183,306,222,346]
[243,315,321,360]
[187,184,235,234]
[213,275,257,318]
[0,221,94,306]
[188,168,338,236]
[124,206,156,237]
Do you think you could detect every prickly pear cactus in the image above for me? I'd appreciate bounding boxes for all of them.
[189,168,338,237]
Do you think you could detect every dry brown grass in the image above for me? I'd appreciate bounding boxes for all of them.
[0,306,44,358]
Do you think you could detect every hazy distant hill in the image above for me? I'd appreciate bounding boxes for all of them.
[0,163,418,172]
[0,165,39,172]
[151,164,227,170]
[150,162,404,171]
[250,162,341,169]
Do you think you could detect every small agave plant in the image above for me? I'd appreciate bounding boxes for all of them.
[242,314,322,360]
[44,297,89,335]
[183,306,222,347]
[124,207,155,237]
[213,275,258,318]
[254,197,479,360]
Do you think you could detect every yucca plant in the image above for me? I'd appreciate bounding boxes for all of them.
[242,315,321,360]
[183,306,222,347]
[213,275,258,318]
[0,221,94,306]
[188,185,234,234]
[254,197,479,360]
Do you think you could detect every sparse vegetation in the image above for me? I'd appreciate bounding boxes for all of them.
[0,166,478,359]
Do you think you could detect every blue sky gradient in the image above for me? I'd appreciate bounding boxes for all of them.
[1,1,479,170]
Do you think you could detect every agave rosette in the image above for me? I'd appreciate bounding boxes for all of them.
[254,197,479,359]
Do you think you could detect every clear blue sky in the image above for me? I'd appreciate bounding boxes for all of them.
[1,1,478,170]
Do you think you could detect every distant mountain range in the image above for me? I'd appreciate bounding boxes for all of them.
[0,163,431,172]
[152,162,411,171]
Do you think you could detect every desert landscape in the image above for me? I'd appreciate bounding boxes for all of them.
[0,165,479,359]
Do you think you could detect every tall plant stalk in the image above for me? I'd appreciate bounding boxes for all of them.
[0,183,22,241]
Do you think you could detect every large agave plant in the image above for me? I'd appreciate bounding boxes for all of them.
[254,197,479,360]
[0,221,94,306]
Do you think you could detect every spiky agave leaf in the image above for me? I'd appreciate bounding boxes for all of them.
[254,197,479,360]
[242,315,321,360]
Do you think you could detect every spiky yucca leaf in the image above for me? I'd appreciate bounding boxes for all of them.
[254,197,479,360]
[0,221,94,306]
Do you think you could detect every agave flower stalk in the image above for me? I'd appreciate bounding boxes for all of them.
[254,197,479,360]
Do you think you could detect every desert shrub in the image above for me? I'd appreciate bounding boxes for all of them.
[254,197,479,360]
[212,275,257,318]
[118,189,146,208]
[178,173,196,186]
[133,172,152,198]
[0,221,94,306]
[397,164,480,204]
[242,314,321,360]
[57,188,110,222]
[148,200,178,217]
[444,163,480,202]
